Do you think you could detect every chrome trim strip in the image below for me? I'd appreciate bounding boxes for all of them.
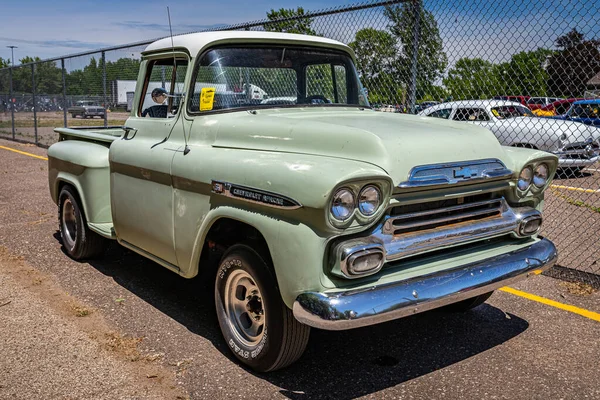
[398,158,513,189]
[211,180,302,210]
[293,238,557,330]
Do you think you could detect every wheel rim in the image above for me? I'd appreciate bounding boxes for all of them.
[61,198,77,250]
[224,269,266,347]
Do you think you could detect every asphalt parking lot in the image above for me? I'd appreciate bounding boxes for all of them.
[0,138,599,399]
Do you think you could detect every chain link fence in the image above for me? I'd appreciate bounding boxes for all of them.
[0,0,599,286]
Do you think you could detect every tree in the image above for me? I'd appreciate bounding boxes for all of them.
[443,58,502,100]
[349,28,402,104]
[264,7,316,35]
[384,1,447,99]
[498,48,554,96]
[547,29,600,97]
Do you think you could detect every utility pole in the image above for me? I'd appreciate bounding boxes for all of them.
[7,45,17,66]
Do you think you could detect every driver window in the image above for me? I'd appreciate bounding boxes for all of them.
[140,58,188,118]
[306,64,347,104]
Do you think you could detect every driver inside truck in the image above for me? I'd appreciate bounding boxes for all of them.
[142,87,169,118]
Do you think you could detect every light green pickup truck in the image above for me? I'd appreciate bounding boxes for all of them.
[48,31,558,372]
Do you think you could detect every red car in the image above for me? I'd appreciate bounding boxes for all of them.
[532,98,584,117]
[492,95,531,105]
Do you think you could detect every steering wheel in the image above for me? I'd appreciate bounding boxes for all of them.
[304,95,332,105]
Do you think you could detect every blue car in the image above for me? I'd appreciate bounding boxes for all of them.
[552,99,600,127]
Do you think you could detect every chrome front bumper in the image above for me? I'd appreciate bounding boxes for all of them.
[293,238,557,330]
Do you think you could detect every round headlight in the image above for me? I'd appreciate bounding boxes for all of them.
[331,189,355,221]
[358,185,381,216]
[533,163,549,188]
[517,167,533,191]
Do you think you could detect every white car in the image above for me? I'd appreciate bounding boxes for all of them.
[419,100,600,169]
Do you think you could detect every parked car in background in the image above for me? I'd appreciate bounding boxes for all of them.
[492,95,531,105]
[526,96,562,111]
[551,99,600,127]
[67,100,106,119]
[419,100,600,169]
[532,98,583,117]
[414,101,439,114]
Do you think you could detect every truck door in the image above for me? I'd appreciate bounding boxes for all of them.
[109,55,188,267]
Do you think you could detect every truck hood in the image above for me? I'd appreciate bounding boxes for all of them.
[212,108,509,185]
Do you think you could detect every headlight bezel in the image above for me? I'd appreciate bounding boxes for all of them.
[328,179,390,229]
[517,166,533,191]
[357,185,382,217]
[533,163,549,188]
[515,159,556,197]
[331,188,355,221]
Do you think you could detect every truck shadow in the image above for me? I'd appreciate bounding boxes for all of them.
[63,236,529,399]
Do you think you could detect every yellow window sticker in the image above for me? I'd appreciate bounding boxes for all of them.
[200,88,216,111]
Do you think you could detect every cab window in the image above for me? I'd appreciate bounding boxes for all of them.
[139,58,188,118]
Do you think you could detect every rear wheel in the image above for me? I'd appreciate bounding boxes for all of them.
[58,185,107,260]
[444,291,494,312]
[215,245,310,372]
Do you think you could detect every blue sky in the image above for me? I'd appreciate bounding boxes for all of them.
[1,0,598,67]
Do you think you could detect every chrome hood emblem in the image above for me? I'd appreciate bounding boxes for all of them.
[398,159,513,189]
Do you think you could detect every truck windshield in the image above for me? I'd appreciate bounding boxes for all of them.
[188,46,369,112]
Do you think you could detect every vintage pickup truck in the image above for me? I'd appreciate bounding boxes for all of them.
[48,31,558,372]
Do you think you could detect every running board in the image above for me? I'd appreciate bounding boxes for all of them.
[88,222,116,239]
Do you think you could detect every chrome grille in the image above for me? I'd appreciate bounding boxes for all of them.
[372,197,540,262]
[384,198,504,235]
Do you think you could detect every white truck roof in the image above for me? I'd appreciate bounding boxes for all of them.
[143,31,353,57]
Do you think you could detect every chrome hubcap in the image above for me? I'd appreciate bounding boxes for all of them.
[224,270,265,347]
[62,198,77,250]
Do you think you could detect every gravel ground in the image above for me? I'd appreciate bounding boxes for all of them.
[0,138,599,399]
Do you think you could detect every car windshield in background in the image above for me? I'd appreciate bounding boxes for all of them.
[491,105,533,119]
[189,46,368,112]
[569,104,600,118]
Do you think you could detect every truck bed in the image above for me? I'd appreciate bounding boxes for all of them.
[54,126,125,144]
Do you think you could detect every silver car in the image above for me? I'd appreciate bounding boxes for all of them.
[419,100,600,168]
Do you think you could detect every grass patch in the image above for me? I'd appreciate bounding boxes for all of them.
[551,189,600,214]
[560,281,597,296]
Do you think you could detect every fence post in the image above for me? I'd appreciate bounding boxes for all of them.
[61,58,67,128]
[31,64,38,145]
[408,0,421,114]
[102,51,107,127]
[9,67,15,139]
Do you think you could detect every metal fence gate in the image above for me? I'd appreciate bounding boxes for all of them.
[0,0,599,286]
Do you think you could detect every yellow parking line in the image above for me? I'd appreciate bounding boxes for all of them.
[550,184,600,194]
[0,145,48,161]
[500,286,600,322]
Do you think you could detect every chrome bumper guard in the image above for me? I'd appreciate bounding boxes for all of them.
[293,238,557,330]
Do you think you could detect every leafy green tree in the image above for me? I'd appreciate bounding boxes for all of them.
[547,28,600,97]
[384,2,447,98]
[443,58,501,99]
[264,7,316,35]
[349,28,402,104]
[496,48,553,96]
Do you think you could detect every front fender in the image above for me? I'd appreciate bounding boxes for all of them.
[185,206,327,308]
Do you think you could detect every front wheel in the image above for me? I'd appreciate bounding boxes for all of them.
[215,245,310,372]
[58,185,107,260]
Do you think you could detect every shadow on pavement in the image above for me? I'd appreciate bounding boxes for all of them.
[55,233,529,399]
